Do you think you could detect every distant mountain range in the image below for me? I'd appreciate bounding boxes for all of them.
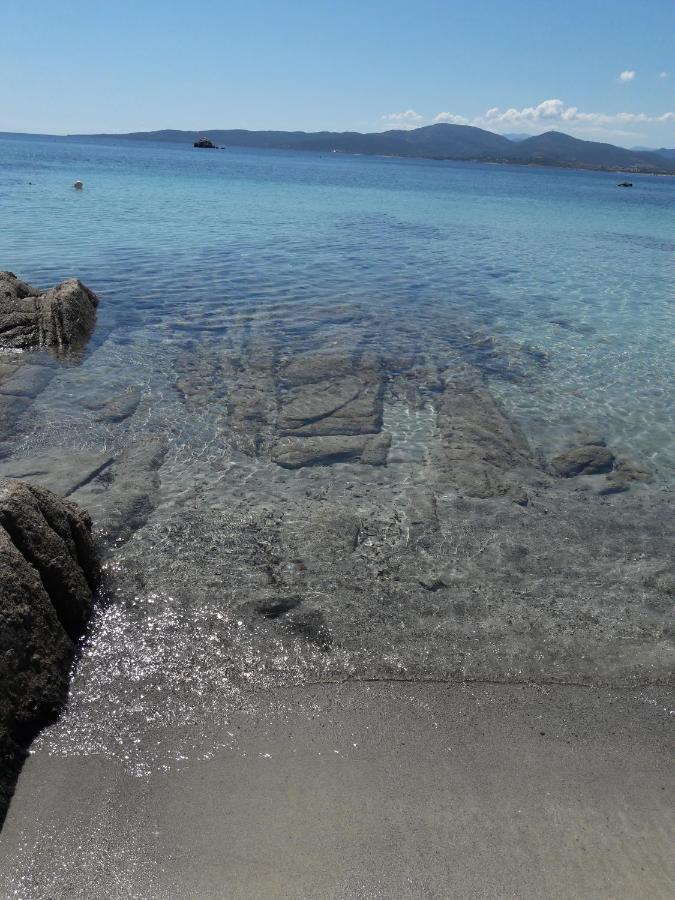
[17,124,675,174]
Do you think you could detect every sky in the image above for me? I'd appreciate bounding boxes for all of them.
[2,0,674,148]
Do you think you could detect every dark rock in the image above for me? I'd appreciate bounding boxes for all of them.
[359,433,392,466]
[597,482,630,496]
[276,351,384,442]
[227,383,277,455]
[253,596,302,619]
[419,573,447,591]
[550,319,596,336]
[0,479,98,825]
[0,272,98,352]
[551,445,616,477]
[461,333,548,382]
[0,480,98,636]
[285,606,332,650]
[271,352,388,467]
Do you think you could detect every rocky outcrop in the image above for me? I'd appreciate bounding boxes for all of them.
[0,479,99,824]
[0,272,99,352]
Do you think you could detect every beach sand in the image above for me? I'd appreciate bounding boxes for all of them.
[1,682,672,899]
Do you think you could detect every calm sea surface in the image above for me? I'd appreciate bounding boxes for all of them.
[1,133,673,474]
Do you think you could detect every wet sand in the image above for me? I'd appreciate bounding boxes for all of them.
[1,682,672,899]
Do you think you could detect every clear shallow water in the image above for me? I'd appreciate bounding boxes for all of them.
[1,133,673,476]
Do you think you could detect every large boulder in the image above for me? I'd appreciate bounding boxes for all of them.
[0,272,99,351]
[0,479,99,825]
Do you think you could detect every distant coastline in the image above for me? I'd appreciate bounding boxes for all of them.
[3,123,674,176]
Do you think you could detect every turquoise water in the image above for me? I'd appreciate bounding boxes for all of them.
[1,133,674,475]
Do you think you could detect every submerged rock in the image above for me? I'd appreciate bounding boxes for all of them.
[0,395,31,439]
[0,272,98,352]
[0,363,54,399]
[600,457,652,494]
[70,438,168,545]
[272,433,391,469]
[271,351,388,467]
[0,479,99,825]
[277,376,383,437]
[88,387,141,424]
[551,445,616,477]
[0,449,115,497]
[434,381,541,498]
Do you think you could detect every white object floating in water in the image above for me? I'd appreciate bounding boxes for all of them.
[73,180,84,190]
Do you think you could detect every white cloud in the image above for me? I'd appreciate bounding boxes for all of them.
[619,70,636,82]
[380,109,424,129]
[433,112,470,125]
[421,100,675,141]
[379,98,675,143]
[660,71,670,79]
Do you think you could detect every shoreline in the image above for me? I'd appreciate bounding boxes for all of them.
[1,681,672,899]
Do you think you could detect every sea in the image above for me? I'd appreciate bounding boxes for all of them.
[1,133,673,476]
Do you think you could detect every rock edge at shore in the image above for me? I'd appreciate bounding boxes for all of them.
[0,479,99,826]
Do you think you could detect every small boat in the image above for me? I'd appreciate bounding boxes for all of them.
[617,181,633,188]
[194,137,217,149]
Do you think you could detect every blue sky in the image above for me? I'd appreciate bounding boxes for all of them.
[2,0,674,147]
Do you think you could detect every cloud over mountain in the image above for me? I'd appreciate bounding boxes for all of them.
[380,110,425,129]
[383,99,675,143]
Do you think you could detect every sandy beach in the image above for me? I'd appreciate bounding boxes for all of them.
[1,681,672,899]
